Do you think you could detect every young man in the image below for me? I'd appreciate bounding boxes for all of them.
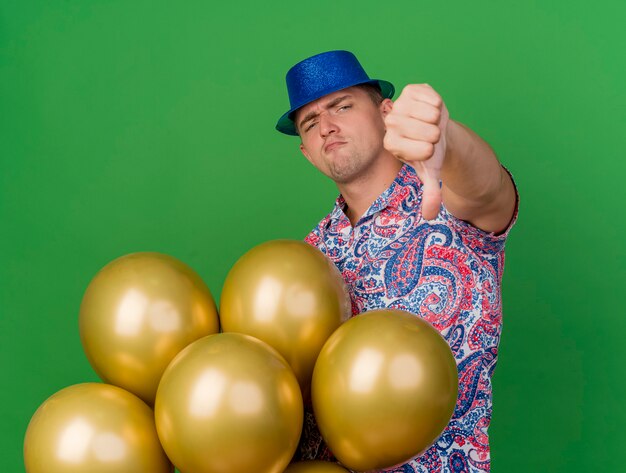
[276,50,518,473]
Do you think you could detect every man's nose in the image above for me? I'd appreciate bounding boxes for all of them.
[319,112,339,137]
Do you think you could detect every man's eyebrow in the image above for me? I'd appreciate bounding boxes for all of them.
[298,95,352,129]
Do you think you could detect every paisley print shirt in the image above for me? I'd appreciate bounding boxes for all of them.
[300,163,519,473]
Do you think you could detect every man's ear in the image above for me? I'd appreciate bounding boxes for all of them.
[300,143,313,164]
[380,98,394,118]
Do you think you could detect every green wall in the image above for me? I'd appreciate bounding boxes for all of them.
[2,1,624,471]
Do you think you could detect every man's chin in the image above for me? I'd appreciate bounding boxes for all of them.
[329,167,361,185]
[324,152,367,184]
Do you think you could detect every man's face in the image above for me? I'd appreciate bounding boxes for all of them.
[296,86,392,184]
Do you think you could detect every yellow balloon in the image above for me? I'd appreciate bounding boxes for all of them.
[79,252,219,405]
[155,332,303,473]
[311,309,458,472]
[24,383,172,473]
[220,240,351,399]
[283,461,349,472]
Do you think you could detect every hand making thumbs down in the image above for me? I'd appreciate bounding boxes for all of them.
[383,84,450,220]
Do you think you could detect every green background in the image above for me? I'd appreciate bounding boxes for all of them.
[2,1,624,471]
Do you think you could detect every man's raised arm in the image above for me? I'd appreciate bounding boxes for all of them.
[383,83,516,233]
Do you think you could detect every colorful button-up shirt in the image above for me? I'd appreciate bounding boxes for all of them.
[301,163,518,473]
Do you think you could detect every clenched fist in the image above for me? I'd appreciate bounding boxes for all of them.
[383,84,450,220]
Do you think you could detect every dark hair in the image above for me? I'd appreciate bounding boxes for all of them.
[355,82,384,105]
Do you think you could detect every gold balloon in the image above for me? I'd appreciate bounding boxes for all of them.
[283,461,349,472]
[154,332,303,473]
[220,240,351,399]
[79,252,219,405]
[311,309,458,472]
[24,383,172,473]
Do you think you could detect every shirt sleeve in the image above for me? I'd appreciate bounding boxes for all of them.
[440,165,519,258]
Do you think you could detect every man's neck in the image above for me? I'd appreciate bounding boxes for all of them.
[338,154,403,227]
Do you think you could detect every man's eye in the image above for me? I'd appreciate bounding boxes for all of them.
[338,105,352,111]
[306,122,317,131]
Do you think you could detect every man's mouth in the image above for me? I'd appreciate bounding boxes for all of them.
[324,141,346,153]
